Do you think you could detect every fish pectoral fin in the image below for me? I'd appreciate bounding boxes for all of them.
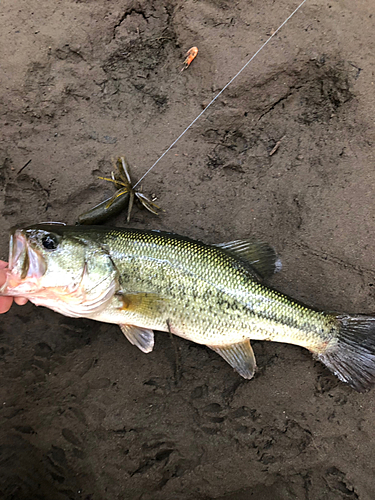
[215,239,281,280]
[118,292,166,314]
[210,340,257,379]
[119,324,154,353]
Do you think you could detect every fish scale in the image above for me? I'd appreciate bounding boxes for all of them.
[95,229,329,346]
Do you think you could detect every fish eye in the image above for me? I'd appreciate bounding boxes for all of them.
[42,234,59,250]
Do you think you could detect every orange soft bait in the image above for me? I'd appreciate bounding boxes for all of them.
[181,46,198,71]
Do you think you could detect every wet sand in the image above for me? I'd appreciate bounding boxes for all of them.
[0,1,375,498]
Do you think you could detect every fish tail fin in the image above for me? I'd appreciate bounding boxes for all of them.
[316,315,375,392]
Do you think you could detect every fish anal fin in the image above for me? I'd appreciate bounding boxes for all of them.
[215,239,281,279]
[119,324,154,353]
[210,340,257,379]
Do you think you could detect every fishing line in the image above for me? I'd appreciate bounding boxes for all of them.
[134,0,308,189]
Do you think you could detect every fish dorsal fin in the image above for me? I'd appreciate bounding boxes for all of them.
[119,324,154,353]
[215,239,281,279]
[210,340,257,379]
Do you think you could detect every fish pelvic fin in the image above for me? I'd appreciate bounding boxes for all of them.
[215,239,281,280]
[120,324,154,353]
[210,340,257,379]
[316,315,375,392]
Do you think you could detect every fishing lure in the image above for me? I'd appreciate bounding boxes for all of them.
[181,46,198,72]
[77,157,161,225]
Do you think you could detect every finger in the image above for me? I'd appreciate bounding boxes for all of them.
[15,297,28,306]
[0,260,8,269]
[0,296,13,314]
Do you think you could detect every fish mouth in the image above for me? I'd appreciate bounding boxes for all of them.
[0,229,47,296]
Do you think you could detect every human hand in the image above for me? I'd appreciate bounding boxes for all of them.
[0,260,27,313]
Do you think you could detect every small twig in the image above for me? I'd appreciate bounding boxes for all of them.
[269,136,285,156]
[17,159,32,175]
[166,319,181,384]
[349,62,362,80]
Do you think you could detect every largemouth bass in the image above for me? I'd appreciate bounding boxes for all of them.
[2,224,375,392]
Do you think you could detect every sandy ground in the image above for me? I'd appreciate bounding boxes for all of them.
[1,0,375,498]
